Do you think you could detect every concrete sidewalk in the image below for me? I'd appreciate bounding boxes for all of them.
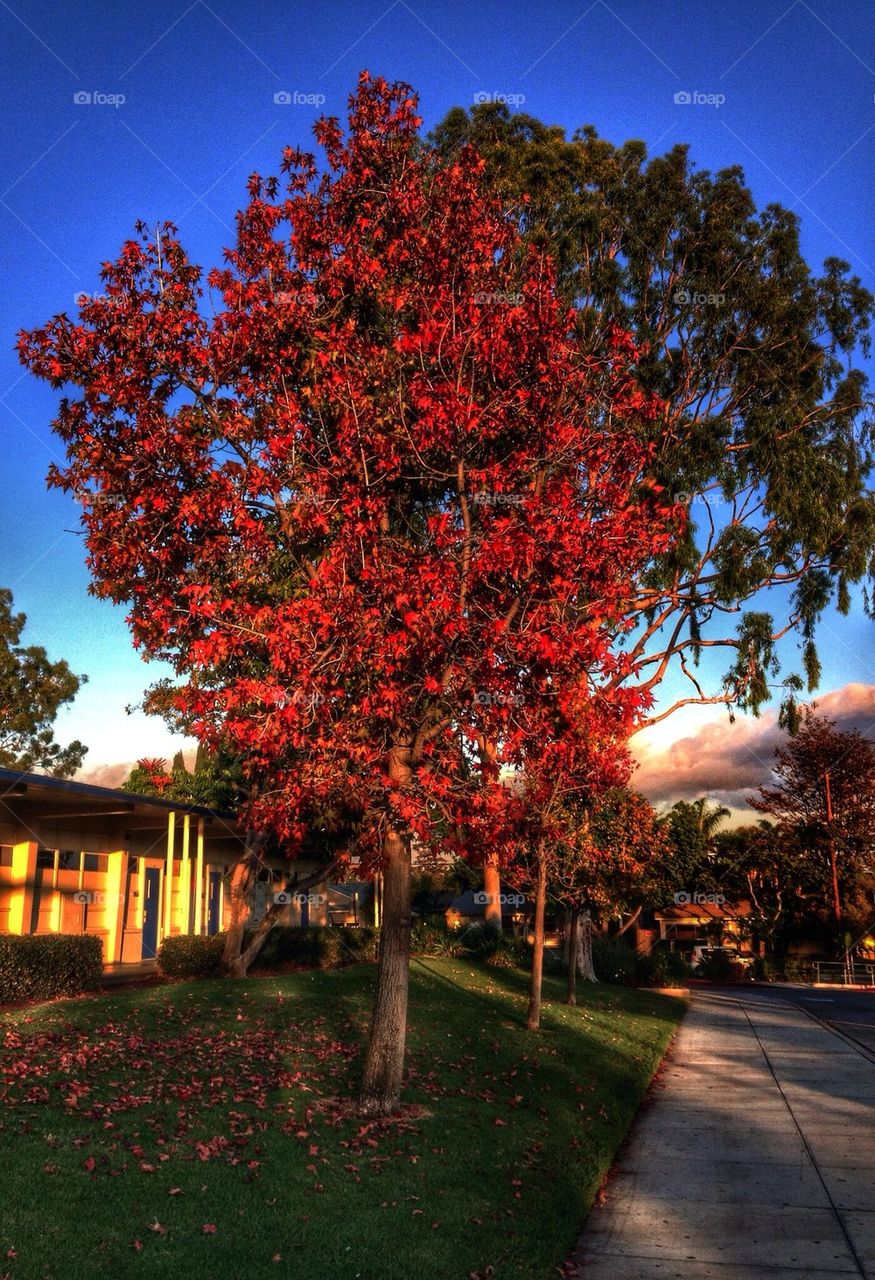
[570,990,875,1279]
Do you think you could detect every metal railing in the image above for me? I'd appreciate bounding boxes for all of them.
[814,960,875,986]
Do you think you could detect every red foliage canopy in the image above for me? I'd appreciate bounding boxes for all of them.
[19,72,682,866]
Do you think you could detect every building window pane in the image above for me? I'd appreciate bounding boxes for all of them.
[36,848,55,869]
[0,846,12,867]
[58,850,81,871]
[83,853,108,873]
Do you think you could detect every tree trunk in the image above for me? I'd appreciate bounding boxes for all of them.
[221,832,265,975]
[579,909,597,982]
[358,828,412,1116]
[224,845,338,978]
[566,907,579,1005]
[616,904,642,937]
[526,849,547,1031]
[483,852,502,930]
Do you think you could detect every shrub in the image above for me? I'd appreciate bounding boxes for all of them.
[783,956,818,984]
[158,933,225,977]
[0,934,103,1005]
[693,948,738,982]
[591,935,637,985]
[410,920,466,958]
[459,922,540,969]
[637,946,690,988]
[249,925,377,971]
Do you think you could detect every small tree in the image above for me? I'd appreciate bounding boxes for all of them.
[750,709,875,930]
[0,587,87,777]
[548,788,672,1003]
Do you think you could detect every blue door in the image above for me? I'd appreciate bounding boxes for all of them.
[207,871,222,936]
[142,868,160,958]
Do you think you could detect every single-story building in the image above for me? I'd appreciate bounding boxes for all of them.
[649,898,760,958]
[0,767,331,965]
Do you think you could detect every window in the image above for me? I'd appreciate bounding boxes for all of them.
[58,850,81,871]
[83,853,108,873]
[36,848,55,869]
[0,846,12,868]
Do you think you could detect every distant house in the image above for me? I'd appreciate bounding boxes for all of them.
[326,881,373,926]
[0,767,331,966]
[649,898,759,957]
[445,886,536,937]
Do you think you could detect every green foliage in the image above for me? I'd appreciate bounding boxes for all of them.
[661,797,730,885]
[693,949,739,982]
[0,588,87,777]
[0,934,102,1004]
[591,935,638,985]
[249,925,376,971]
[635,947,691,988]
[460,922,535,969]
[123,747,243,811]
[431,104,875,719]
[409,919,467,958]
[157,933,225,978]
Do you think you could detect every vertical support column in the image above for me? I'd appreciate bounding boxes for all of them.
[8,841,38,935]
[104,851,126,965]
[194,818,205,935]
[164,812,175,941]
[180,814,191,933]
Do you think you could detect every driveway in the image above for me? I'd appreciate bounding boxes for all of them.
[570,986,875,1279]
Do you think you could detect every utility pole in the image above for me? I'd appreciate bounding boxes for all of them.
[824,771,842,927]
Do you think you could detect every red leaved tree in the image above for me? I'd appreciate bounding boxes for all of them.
[19,73,680,1114]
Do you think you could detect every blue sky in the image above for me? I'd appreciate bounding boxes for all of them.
[1,0,873,776]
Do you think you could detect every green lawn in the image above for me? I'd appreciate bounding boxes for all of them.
[0,960,683,1279]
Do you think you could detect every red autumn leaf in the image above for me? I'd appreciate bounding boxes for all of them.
[202,1224,217,1235]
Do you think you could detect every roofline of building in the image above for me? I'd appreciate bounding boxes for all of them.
[0,766,237,822]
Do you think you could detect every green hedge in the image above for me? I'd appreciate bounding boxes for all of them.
[634,946,691,988]
[158,933,226,977]
[0,934,103,1005]
[249,925,378,971]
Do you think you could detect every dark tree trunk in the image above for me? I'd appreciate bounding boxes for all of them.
[580,909,597,982]
[222,832,265,975]
[526,849,547,1031]
[358,828,412,1116]
[616,904,642,937]
[483,852,502,930]
[224,839,338,978]
[566,907,579,1005]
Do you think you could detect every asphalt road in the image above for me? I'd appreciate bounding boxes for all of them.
[702,982,875,1057]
